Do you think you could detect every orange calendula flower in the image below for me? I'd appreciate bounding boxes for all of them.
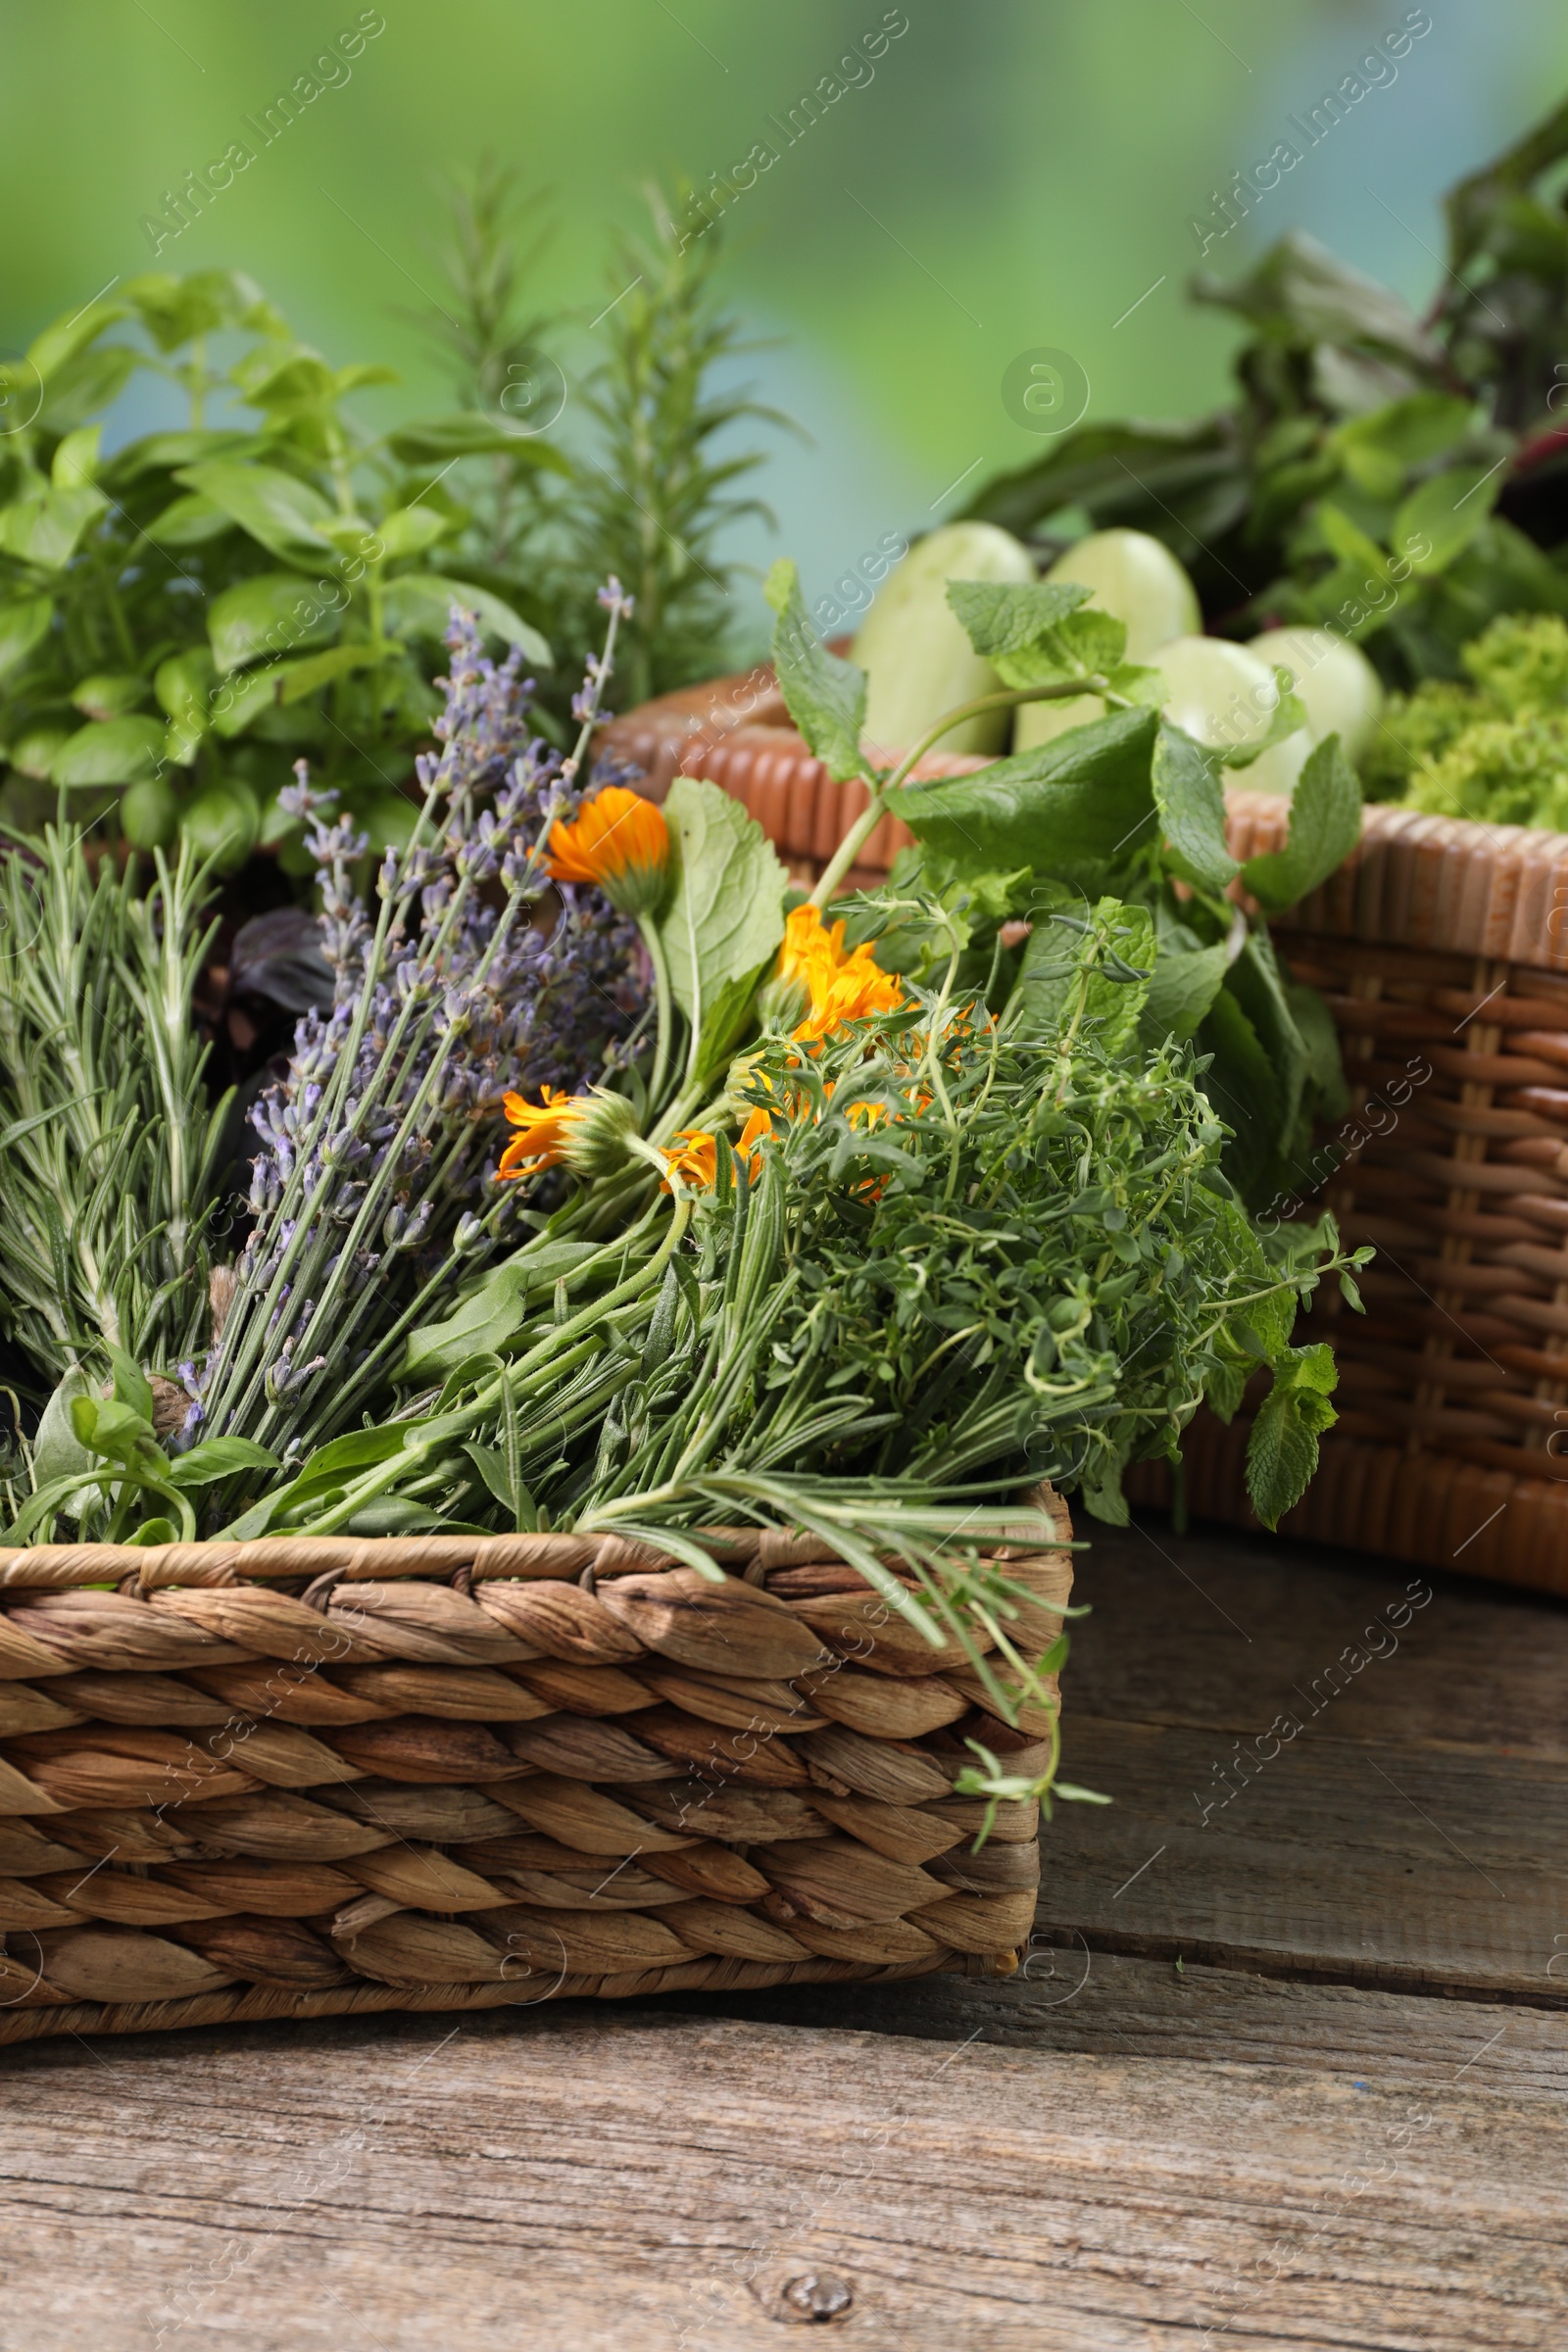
[546,785,669,916]
[497,1086,584,1179]
[662,1105,774,1193]
[774,904,903,1045]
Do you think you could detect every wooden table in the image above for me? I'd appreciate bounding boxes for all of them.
[3,1517,1565,2349]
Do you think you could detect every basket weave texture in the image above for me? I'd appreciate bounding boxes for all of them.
[1133,792,1568,1596]
[601,673,1568,1597]
[0,1506,1070,2043]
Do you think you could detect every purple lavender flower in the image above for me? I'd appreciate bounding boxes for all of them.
[197,601,647,1458]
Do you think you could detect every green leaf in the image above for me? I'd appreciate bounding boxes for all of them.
[31,1368,96,1492]
[764,558,874,784]
[0,484,107,570]
[1241,734,1361,913]
[1151,723,1237,892]
[144,493,235,549]
[174,460,335,565]
[51,715,169,787]
[1197,984,1281,1201]
[104,1343,154,1424]
[208,572,342,671]
[278,644,386,703]
[163,1435,281,1490]
[374,505,451,562]
[1012,898,1153,1052]
[1220,668,1308,771]
[26,296,129,382]
[380,573,552,666]
[1392,462,1501,576]
[1246,1342,1339,1530]
[387,414,573,468]
[1138,938,1229,1047]
[889,706,1158,889]
[0,596,52,680]
[945,577,1091,662]
[1316,503,1392,581]
[655,775,788,1058]
[1329,392,1476,483]
[127,1515,180,1547]
[400,1240,605,1380]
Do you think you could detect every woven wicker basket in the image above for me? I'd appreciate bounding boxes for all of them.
[601,674,1568,1600]
[0,1502,1071,2044]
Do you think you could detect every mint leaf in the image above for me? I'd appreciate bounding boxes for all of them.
[889,705,1157,887]
[656,775,787,1064]
[764,559,874,783]
[1152,723,1237,893]
[1013,898,1153,1054]
[945,577,1090,661]
[1393,462,1500,576]
[1221,668,1308,770]
[1247,1342,1339,1530]
[1138,937,1228,1047]
[1241,734,1361,912]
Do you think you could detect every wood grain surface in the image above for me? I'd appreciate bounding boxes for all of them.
[2,1517,1565,2349]
[3,2005,1566,2351]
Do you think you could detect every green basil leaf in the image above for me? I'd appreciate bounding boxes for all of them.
[380,573,552,667]
[208,572,342,672]
[0,596,52,680]
[51,715,169,787]
[764,558,875,784]
[0,485,107,570]
[174,459,335,565]
[388,415,572,469]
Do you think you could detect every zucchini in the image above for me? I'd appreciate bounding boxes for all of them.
[852,521,1035,756]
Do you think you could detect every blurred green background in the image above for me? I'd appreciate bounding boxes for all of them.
[2,0,1562,651]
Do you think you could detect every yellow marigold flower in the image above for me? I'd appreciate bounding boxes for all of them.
[498,1085,642,1182]
[546,785,669,916]
[771,904,903,1045]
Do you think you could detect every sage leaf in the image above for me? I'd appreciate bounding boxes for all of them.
[655,774,787,1058]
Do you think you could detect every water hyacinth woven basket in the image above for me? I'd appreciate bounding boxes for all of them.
[602,672,1568,1601]
[0,1501,1071,2044]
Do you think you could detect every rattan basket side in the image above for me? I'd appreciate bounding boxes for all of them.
[0,1506,1071,2043]
[1125,792,1568,1596]
[600,675,1568,1597]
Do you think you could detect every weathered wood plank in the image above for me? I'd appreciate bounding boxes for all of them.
[1036,1713,1568,1999]
[2,2011,1563,2350]
[654,1950,1568,2096]
[1069,1519,1568,1759]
